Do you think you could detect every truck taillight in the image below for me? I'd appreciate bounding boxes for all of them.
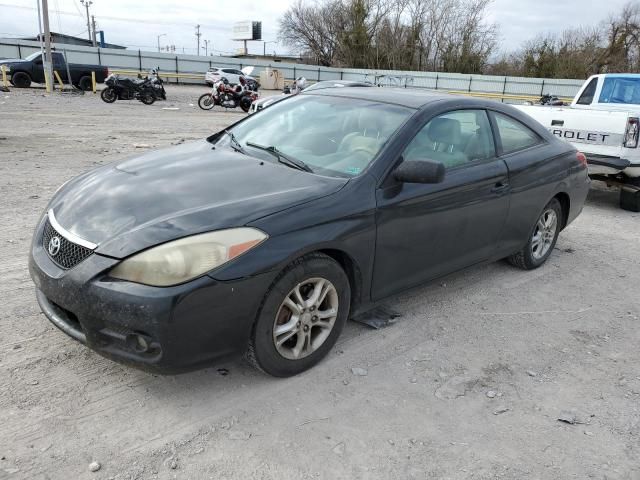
[624,117,639,148]
[576,152,587,168]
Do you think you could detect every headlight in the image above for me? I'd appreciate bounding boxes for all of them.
[109,228,267,286]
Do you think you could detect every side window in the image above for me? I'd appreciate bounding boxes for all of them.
[576,78,598,105]
[403,110,495,169]
[52,52,64,67]
[493,113,542,154]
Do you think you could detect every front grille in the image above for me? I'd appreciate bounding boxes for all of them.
[42,219,93,269]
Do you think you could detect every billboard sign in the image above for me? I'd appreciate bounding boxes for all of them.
[232,21,262,41]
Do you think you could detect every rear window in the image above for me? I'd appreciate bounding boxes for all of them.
[599,77,640,105]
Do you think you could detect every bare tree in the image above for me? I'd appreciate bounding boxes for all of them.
[279,0,497,73]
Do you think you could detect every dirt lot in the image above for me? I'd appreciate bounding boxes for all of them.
[0,84,639,480]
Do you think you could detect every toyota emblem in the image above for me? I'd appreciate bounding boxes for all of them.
[48,236,61,257]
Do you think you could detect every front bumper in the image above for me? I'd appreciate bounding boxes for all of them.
[29,216,277,373]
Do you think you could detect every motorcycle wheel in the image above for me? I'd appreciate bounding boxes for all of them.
[100,87,117,103]
[240,96,252,113]
[198,93,215,110]
[139,90,156,105]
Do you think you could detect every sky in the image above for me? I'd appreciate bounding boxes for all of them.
[0,0,633,57]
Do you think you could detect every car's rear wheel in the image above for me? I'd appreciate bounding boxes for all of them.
[12,71,31,88]
[247,253,350,377]
[508,198,562,270]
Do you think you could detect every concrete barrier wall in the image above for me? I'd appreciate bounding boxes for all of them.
[0,38,585,98]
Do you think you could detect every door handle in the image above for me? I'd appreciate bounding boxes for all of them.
[491,181,510,194]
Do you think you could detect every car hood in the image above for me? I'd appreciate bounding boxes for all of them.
[0,58,25,65]
[49,140,347,258]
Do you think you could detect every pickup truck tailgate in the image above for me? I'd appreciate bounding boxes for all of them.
[515,105,629,155]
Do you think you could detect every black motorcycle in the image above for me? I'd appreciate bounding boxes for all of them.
[100,74,156,105]
[149,68,166,100]
[538,94,565,106]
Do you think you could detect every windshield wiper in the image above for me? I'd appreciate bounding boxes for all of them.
[224,130,247,155]
[246,142,313,173]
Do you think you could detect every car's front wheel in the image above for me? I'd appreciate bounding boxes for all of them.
[247,253,350,377]
[508,198,562,270]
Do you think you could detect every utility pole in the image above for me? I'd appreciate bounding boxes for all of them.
[202,39,210,56]
[40,0,53,92]
[157,33,166,52]
[80,0,93,44]
[195,24,201,56]
[91,15,97,47]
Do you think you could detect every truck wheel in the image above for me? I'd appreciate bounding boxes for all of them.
[78,76,92,91]
[620,187,640,212]
[507,198,562,270]
[12,72,31,88]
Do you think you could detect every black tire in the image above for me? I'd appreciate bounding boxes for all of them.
[247,253,351,377]
[507,198,563,270]
[100,87,117,103]
[198,93,215,110]
[11,71,31,88]
[240,96,252,113]
[139,90,156,105]
[78,75,92,91]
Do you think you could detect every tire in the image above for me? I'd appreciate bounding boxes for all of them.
[240,96,252,113]
[507,198,562,270]
[139,90,156,105]
[78,75,92,91]
[100,87,117,103]
[247,253,351,377]
[11,71,31,88]
[198,93,215,110]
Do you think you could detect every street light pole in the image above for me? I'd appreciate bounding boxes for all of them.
[157,33,166,52]
[40,0,53,92]
[80,0,93,44]
[195,25,201,56]
[202,39,210,56]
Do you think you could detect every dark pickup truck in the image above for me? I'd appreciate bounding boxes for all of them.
[0,51,108,90]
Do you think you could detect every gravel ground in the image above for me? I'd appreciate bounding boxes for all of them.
[0,84,639,480]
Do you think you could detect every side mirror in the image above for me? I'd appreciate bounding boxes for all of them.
[393,160,445,184]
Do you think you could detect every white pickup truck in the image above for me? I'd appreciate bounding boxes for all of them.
[516,73,640,211]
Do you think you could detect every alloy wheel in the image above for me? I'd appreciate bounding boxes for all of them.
[273,278,339,360]
[531,208,558,260]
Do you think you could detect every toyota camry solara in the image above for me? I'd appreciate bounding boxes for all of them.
[29,88,590,377]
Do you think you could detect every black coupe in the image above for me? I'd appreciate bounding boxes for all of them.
[29,88,590,376]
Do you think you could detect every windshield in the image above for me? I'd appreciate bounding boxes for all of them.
[24,52,42,61]
[217,94,413,178]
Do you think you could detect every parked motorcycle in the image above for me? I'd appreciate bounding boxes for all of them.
[100,74,157,105]
[149,68,166,100]
[198,77,258,113]
[524,94,566,106]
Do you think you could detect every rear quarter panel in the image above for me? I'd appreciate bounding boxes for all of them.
[500,140,586,254]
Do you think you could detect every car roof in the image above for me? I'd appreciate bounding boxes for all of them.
[306,87,460,109]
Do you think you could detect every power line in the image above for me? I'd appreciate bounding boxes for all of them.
[0,3,226,28]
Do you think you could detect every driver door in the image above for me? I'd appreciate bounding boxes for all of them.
[372,109,510,300]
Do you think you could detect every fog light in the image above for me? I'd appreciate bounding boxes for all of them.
[126,333,151,353]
